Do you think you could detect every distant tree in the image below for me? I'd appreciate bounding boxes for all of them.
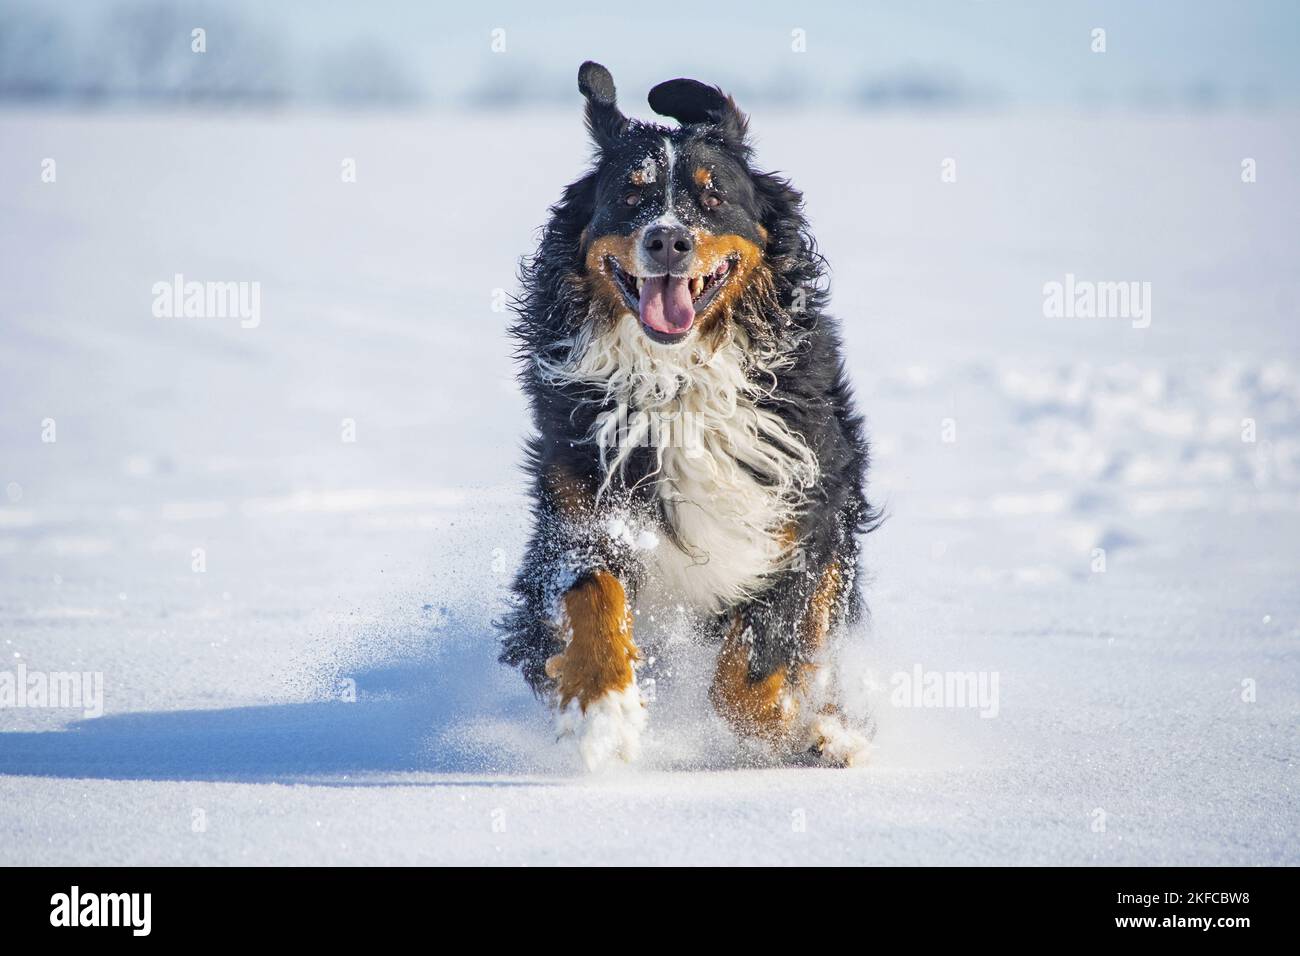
[0,7,75,99]
[98,1,288,104]
[859,68,969,110]
[315,39,422,107]
[465,60,568,109]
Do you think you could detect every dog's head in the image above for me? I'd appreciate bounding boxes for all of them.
[573,62,776,347]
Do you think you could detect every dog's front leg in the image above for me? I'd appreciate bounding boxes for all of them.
[501,465,648,769]
[546,569,645,768]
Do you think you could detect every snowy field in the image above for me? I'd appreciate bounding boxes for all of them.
[1,109,1297,865]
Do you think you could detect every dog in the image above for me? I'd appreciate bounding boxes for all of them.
[500,62,878,769]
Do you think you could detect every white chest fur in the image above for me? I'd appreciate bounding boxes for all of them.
[537,313,819,614]
[646,439,791,612]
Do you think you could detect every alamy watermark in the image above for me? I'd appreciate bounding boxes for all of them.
[890,664,999,718]
[0,662,104,718]
[152,274,261,329]
[50,886,150,936]
[598,402,704,457]
[1043,273,1151,329]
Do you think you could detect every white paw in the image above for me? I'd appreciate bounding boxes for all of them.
[556,683,647,771]
[805,714,872,767]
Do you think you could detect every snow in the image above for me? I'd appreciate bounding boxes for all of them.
[1,109,1297,865]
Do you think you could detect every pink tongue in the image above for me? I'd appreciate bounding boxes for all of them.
[638,276,695,335]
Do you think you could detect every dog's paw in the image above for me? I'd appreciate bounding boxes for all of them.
[555,682,647,771]
[802,713,872,768]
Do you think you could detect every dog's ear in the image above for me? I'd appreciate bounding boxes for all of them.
[578,61,629,149]
[648,78,748,147]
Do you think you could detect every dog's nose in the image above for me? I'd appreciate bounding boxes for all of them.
[642,225,693,271]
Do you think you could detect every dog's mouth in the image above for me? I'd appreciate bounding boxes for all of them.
[606,255,738,344]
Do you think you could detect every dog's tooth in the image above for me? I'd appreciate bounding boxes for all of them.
[690,276,703,297]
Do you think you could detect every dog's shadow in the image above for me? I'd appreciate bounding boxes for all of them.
[0,620,560,786]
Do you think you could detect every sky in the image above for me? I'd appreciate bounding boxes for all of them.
[11,0,1300,108]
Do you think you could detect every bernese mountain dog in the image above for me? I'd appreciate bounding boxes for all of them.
[500,62,878,769]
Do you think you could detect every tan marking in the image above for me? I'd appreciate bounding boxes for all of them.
[799,560,842,658]
[584,232,638,270]
[693,167,712,188]
[777,521,801,552]
[709,615,792,743]
[690,232,771,339]
[544,466,594,521]
[546,571,639,711]
[710,560,844,746]
[630,156,659,187]
[583,233,638,322]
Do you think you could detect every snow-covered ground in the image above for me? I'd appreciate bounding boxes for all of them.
[1,109,1297,865]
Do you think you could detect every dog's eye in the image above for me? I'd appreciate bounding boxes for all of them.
[701,192,723,209]
[623,190,642,207]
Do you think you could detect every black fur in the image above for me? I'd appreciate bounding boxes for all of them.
[499,63,879,697]
[648,77,748,147]
[578,60,628,148]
